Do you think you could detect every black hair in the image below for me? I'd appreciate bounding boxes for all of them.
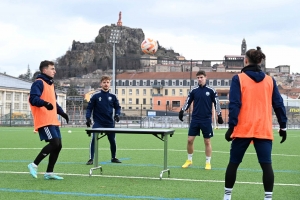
[39,60,54,72]
[196,70,206,77]
[245,46,266,64]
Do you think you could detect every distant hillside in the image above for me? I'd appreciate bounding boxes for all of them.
[55,25,180,79]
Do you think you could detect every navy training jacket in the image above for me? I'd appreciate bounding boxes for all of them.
[86,90,121,126]
[181,84,222,122]
[228,64,287,128]
[29,73,64,115]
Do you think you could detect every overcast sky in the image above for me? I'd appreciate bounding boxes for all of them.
[1,0,299,77]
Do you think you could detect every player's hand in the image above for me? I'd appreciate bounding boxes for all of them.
[86,118,92,127]
[114,115,120,122]
[179,110,184,121]
[61,113,69,124]
[217,115,224,124]
[225,127,234,142]
[279,129,287,143]
[43,101,53,110]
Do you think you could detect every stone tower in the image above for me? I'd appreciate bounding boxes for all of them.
[241,38,247,55]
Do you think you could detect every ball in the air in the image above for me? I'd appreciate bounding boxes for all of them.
[68,130,72,133]
[141,38,158,55]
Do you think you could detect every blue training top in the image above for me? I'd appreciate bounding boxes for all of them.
[86,90,121,126]
[181,84,221,122]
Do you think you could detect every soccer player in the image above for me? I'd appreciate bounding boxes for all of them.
[28,60,69,180]
[85,75,121,165]
[223,47,287,200]
[179,70,223,170]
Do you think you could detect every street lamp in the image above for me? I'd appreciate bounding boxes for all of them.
[108,28,122,94]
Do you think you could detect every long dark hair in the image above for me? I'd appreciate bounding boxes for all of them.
[245,46,266,64]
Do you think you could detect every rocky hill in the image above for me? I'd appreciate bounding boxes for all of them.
[55,24,180,79]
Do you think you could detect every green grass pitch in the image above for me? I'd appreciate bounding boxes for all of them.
[0,127,299,200]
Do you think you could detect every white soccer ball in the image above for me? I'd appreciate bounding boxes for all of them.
[68,130,72,133]
[141,38,158,55]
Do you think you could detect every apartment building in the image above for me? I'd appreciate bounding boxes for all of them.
[0,73,66,116]
[114,71,235,114]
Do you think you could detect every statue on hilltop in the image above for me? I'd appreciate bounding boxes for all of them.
[117,11,122,26]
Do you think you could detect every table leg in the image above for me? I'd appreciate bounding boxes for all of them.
[89,132,102,176]
[159,134,170,179]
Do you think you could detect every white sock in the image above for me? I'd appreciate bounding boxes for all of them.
[31,163,37,168]
[188,154,193,161]
[206,156,211,164]
[264,192,272,200]
[45,172,53,175]
[224,187,232,200]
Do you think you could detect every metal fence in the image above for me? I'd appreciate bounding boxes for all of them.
[1,99,299,129]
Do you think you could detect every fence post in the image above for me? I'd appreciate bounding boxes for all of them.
[9,103,12,127]
[140,104,142,128]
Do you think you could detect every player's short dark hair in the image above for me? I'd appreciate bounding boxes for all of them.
[196,70,206,77]
[39,60,54,72]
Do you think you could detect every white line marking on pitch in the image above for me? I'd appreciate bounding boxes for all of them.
[0,148,299,157]
[1,171,299,187]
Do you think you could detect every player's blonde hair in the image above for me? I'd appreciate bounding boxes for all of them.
[100,75,111,82]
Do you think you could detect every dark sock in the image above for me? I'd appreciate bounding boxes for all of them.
[260,163,274,192]
[225,162,239,188]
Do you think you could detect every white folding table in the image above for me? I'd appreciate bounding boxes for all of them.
[85,128,175,179]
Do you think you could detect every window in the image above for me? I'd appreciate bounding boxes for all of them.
[129,98,132,104]
[15,93,20,101]
[122,89,125,95]
[150,98,152,104]
[166,101,170,106]
[129,89,132,95]
[136,107,139,109]
[165,89,168,95]
[179,89,183,95]
[23,103,28,110]
[143,98,146,104]
[6,93,11,101]
[14,103,19,110]
[143,89,146,96]
[187,89,190,95]
[115,89,118,94]
[187,81,190,86]
[143,81,146,86]
[128,107,132,109]
[158,100,161,106]
[121,98,125,104]
[136,98,139,105]
[172,89,175,95]
[172,81,175,86]
[136,81,139,86]
[5,103,11,109]
[172,101,180,107]
[217,80,221,86]
[225,80,229,86]
[150,89,153,95]
[180,81,182,86]
[129,81,132,86]
[136,89,139,95]
[122,81,125,86]
[209,80,213,86]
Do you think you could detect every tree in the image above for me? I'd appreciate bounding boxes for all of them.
[24,65,32,80]
[67,84,80,96]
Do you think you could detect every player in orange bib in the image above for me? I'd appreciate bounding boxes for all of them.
[28,60,69,180]
[223,47,287,200]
